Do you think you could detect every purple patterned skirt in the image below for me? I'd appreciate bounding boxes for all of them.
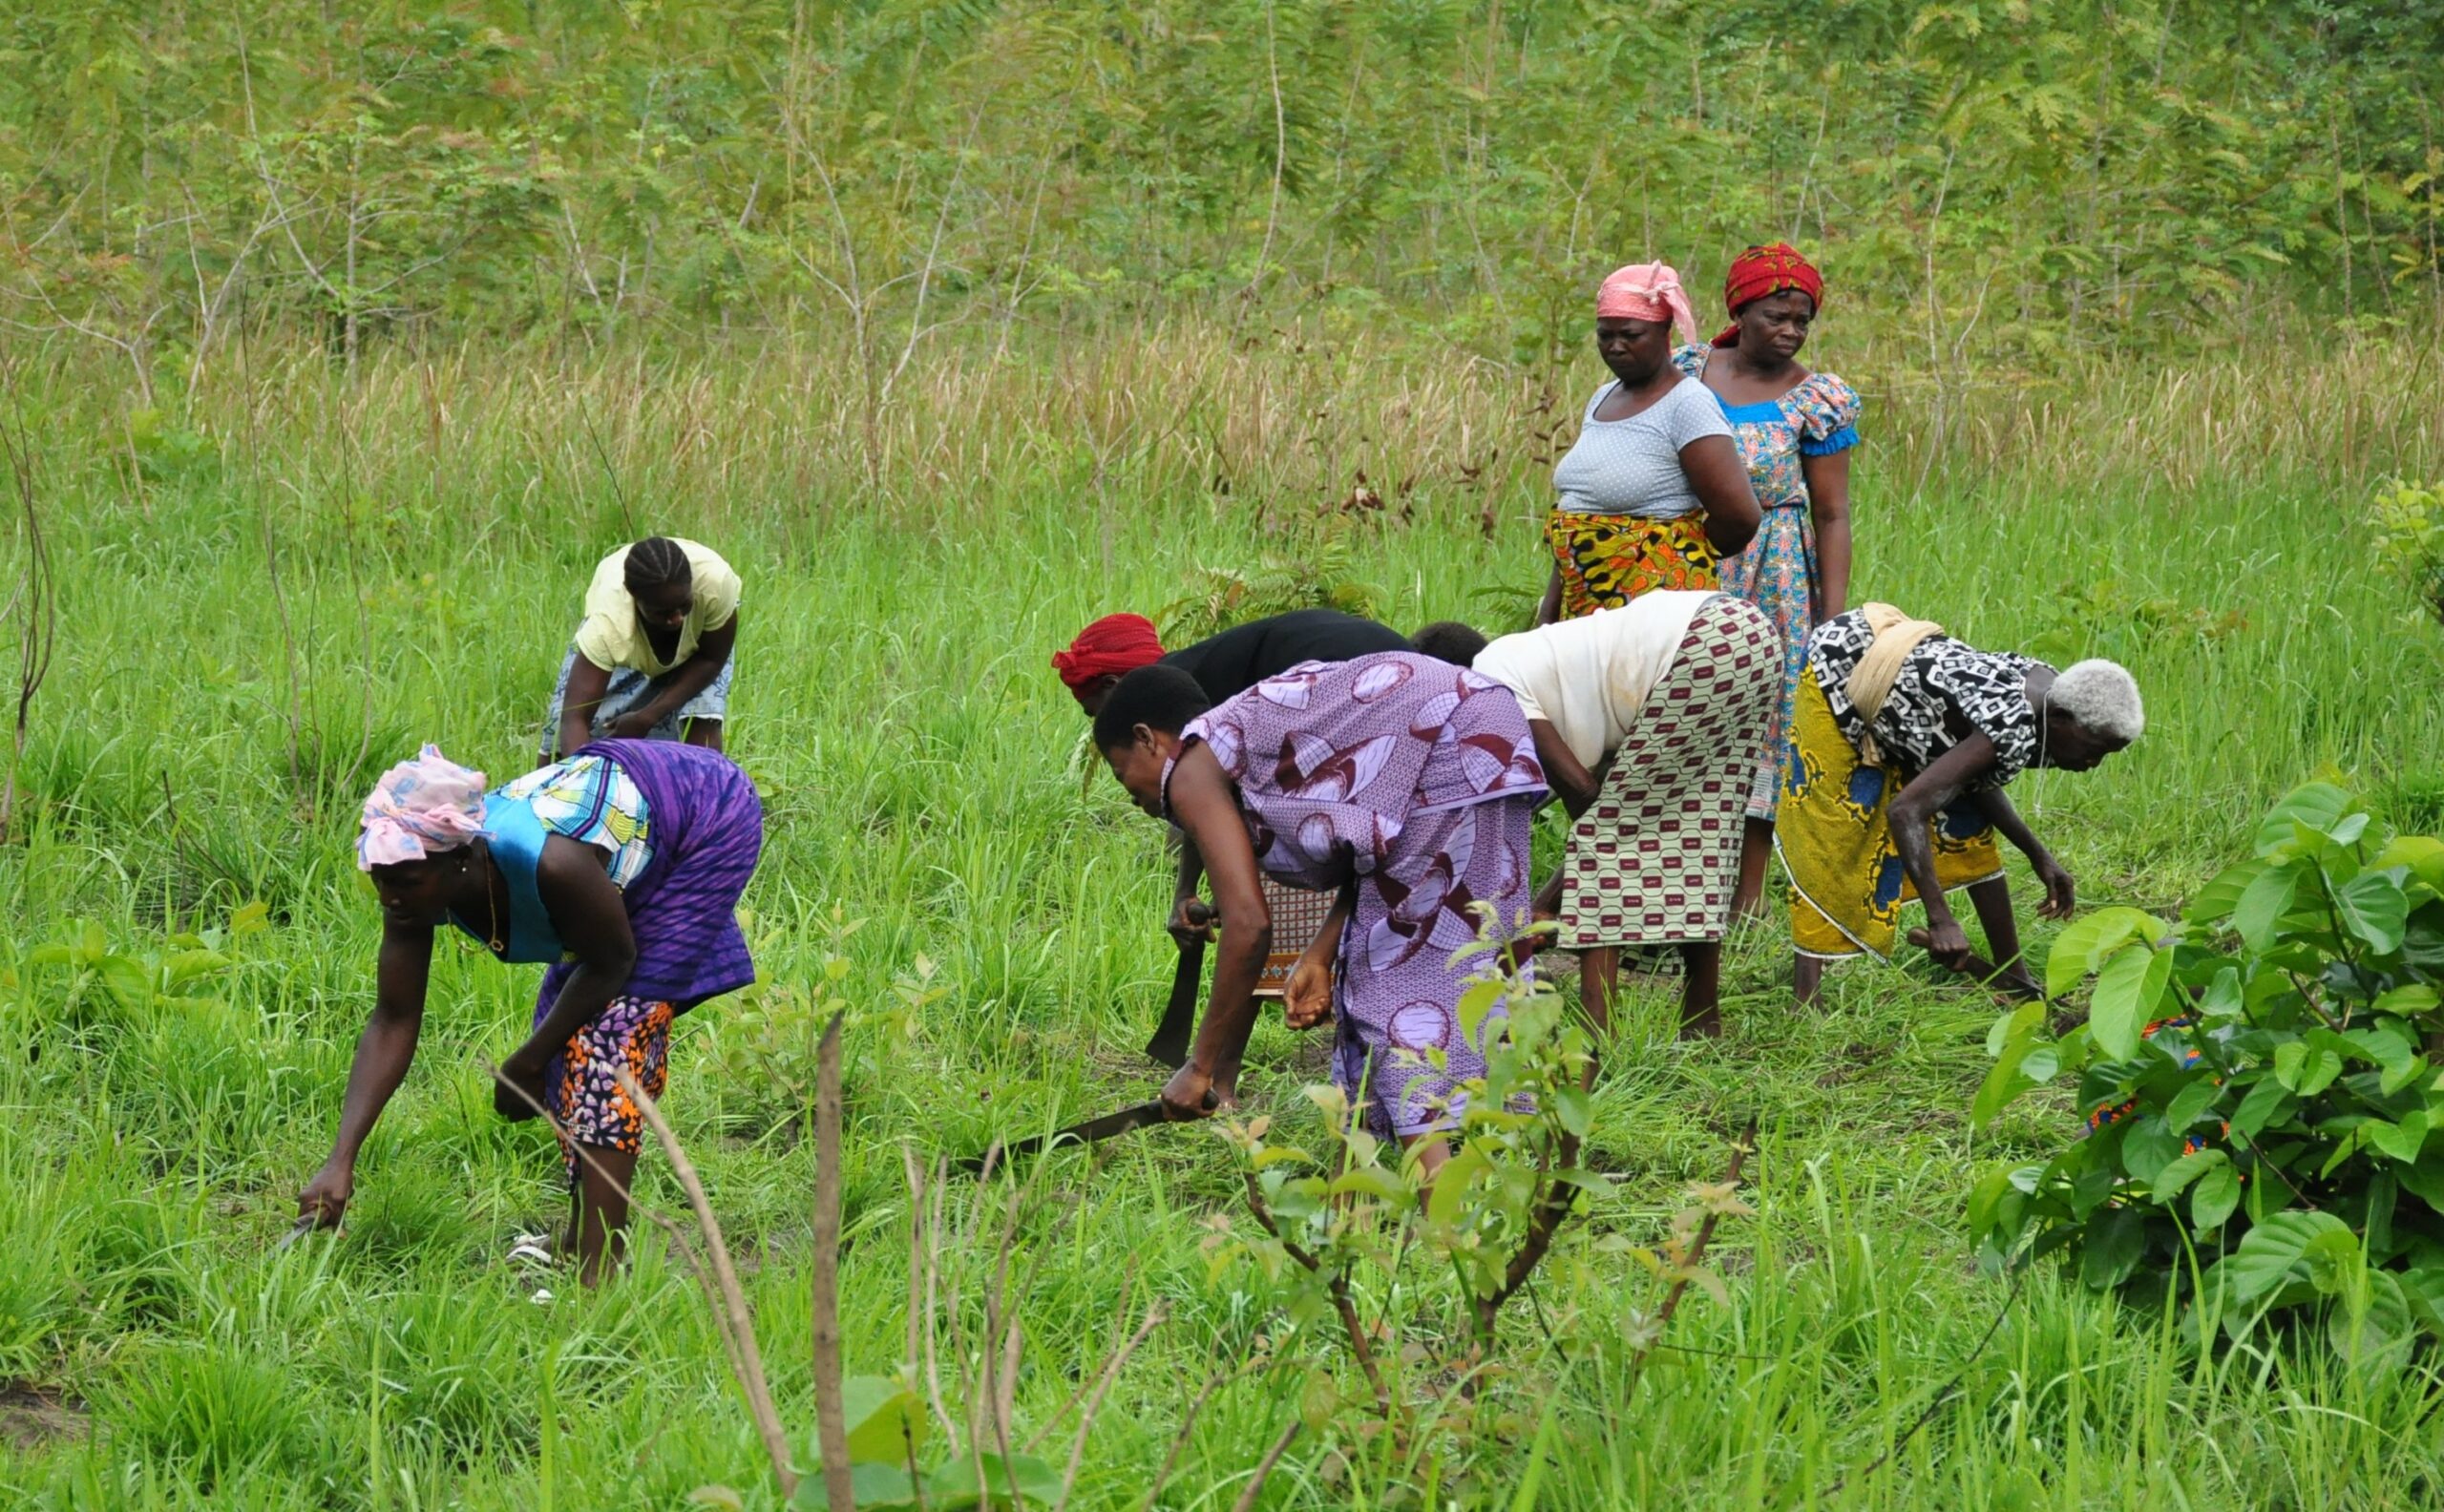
[1327,794,1538,1138]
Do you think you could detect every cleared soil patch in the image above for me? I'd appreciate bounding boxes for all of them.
[0,1383,90,1452]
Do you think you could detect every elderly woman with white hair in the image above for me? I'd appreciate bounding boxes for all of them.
[1778,605,2142,1003]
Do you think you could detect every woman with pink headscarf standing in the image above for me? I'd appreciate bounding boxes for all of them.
[1535,262,1760,626]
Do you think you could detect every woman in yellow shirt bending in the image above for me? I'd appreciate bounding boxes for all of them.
[544,536,742,761]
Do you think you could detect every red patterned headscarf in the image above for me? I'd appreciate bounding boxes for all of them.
[1714,242,1824,347]
[1051,613,1166,704]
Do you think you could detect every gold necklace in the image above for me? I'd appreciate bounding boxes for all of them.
[451,845,507,955]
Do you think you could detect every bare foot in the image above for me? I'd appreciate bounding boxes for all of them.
[1678,1007,1724,1040]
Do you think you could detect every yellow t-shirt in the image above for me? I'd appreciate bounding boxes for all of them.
[572,538,743,675]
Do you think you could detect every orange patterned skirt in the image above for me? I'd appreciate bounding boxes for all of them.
[1546,512,1719,619]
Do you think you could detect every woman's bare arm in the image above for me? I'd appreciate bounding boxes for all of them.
[299,922,436,1224]
[1802,448,1853,620]
[1886,735,2001,970]
[556,655,615,759]
[1682,434,1761,556]
[1533,563,1563,628]
[495,836,638,1117]
[1160,744,1273,1115]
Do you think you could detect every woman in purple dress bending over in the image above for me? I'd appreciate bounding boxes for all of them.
[299,739,763,1285]
[1095,654,1546,1176]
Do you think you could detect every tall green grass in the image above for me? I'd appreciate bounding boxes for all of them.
[0,326,2439,1507]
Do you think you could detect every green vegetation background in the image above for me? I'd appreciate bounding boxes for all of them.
[5,1,2444,1507]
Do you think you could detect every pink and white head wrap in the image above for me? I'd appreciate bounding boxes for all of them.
[357,745,488,870]
[1595,262,1697,346]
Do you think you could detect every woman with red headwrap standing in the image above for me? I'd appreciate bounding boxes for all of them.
[1536,262,1760,627]
[1672,244,1861,915]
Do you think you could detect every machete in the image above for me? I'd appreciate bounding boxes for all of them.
[954,1099,1170,1176]
[1904,928,2046,999]
[957,908,1221,1177]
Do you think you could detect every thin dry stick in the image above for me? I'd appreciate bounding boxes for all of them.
[1023,1253,1144,1455]
[1628,1121,1759,1382]
[976,1182,1026,1506]
[1242,1174,1391,1418]
[1227,1417,1302,1512]
[810,1007,853,1512]
[903,1143,928,1374]
[1473,1124,1586,1339]
[920,1155,959,1441]
[614,1065,798,1499]
[0,391,55,840]
[485,1068,752,1404]
[1812,1270,2027,1502]
[1049,1302,1169,1512]
[1133,1361,1265,1512]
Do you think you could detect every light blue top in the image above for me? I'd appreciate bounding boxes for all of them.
[1550,376,1734,517]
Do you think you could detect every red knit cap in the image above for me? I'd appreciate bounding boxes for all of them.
[1051,614,1165,704]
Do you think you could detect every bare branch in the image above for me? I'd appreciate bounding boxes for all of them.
[614,1065,799,1499]
[811,1009,853,1512]
[1226,1416,1301,1512]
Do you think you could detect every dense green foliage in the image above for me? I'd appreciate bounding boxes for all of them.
[7,0,2444,379]
[1975,783,2444,1366]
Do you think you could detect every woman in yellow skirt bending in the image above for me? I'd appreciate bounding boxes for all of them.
[1778,606,2141,1003]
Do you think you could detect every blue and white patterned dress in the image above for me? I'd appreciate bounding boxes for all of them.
[1672,345,1862,820]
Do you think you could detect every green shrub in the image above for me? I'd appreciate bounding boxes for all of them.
[2371,478,2444,624]
[1972,782,2444,1363]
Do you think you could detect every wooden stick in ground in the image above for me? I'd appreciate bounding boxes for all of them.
[614,1065,798,1500]
[903,1143,927,1375]
[1226,1417,1302,1512]
[1636,1120,1758,1365]
[1241,1173,1392,1418]
[1133,1361,1262,1512]
[1050,1300,1169,1512]
[811,1007,853,1512]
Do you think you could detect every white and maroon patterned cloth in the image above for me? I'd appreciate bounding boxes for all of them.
[1806,609,2047,789]
[1163,651,1548,1135]
[1559,597,1779,948]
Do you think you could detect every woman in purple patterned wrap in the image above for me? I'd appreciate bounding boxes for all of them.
[1095,652,1546,1171]
[302,738,762,1285]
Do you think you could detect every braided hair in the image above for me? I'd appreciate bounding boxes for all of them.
[622,536,693,597]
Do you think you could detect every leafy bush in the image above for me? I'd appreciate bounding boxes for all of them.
[1156,528,1387,645]
[703,906,944,1138]
[1973,782,2444,1362]
[2371,477,2444,624]
[1210,910,1750,1433]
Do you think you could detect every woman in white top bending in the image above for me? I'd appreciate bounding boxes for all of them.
[1418,590,1778,1039]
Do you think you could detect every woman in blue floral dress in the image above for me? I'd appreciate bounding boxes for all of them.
[1672,243,1861,915]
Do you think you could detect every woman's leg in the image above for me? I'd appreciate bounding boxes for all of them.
[1794,952,1824,1006]
[1678,941,1723,1038]
[1400,1133,1451,1187]
[1579,946,1619,1036]
[1732,817,1776,917]
[545,996,672,1287]
[683,717,725,752]
[568,1146,638,1287]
